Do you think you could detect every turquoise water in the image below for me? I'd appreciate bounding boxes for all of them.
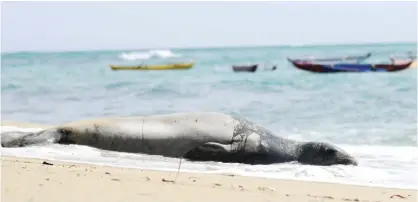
[1,43,417,188]
[2,43,417,146]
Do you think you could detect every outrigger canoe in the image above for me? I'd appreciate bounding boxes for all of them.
[109,62,194,71]
[287,58,412,73]
[288,52,371,64]
[232,64,258,73]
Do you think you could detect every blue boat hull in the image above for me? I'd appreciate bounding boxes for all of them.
[322,63,389,72]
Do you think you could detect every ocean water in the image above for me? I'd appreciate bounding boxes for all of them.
[1,43,417,189]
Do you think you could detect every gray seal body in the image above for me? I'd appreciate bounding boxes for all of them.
[1,112,358,166]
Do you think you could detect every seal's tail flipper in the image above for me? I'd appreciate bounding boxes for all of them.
[1,131,35,147]
[1,129,61,148]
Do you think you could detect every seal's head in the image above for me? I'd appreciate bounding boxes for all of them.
[297,142,358,166]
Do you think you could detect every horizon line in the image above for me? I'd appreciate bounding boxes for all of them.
[2,41,417,55]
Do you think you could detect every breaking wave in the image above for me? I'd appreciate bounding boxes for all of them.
[118,49,181,61]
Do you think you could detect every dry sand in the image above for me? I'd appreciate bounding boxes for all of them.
[0,156,416,202]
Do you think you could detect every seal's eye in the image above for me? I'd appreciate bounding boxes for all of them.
[59,129,70,136]
[325,148,336,155]
[58,128,75,144]
[321,148,337,162]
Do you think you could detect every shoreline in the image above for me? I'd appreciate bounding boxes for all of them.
[1,156,416,202]
[1,120,416,191]
[1,153,414,191]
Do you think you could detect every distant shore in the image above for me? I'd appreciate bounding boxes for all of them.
[2,41,416,55]
[1,120,53,129]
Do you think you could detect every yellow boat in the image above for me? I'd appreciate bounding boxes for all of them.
[109,62,194,71]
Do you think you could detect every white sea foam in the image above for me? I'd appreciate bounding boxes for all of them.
[1,126,416,189]
[118,49,181,61]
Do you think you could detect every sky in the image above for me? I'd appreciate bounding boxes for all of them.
[1,1,417,53]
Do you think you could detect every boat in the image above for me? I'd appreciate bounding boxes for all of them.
[288,52,371,64]
[232,64,258,73]
[287,58,412,73]
[109,62,194,71]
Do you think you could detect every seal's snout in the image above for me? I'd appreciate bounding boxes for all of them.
[338,155,358,166]
[352,159,358,166]
[297,142,358,166]
[332,145,358,166]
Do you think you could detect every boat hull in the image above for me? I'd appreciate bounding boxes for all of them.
[288,52,371,64]
[232,65,258,73]
[288,59,412,73]
[109,63,194,71]
[391,58,417,68]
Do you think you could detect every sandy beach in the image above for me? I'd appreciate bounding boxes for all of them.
[0,155,416,202]
[0,121,53,129]
[0,121,417,202]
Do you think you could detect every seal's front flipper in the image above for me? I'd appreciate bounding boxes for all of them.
[197,142,232,153]
[183,142,233,161]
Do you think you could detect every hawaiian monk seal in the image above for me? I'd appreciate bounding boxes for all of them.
[1,112,358,166]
